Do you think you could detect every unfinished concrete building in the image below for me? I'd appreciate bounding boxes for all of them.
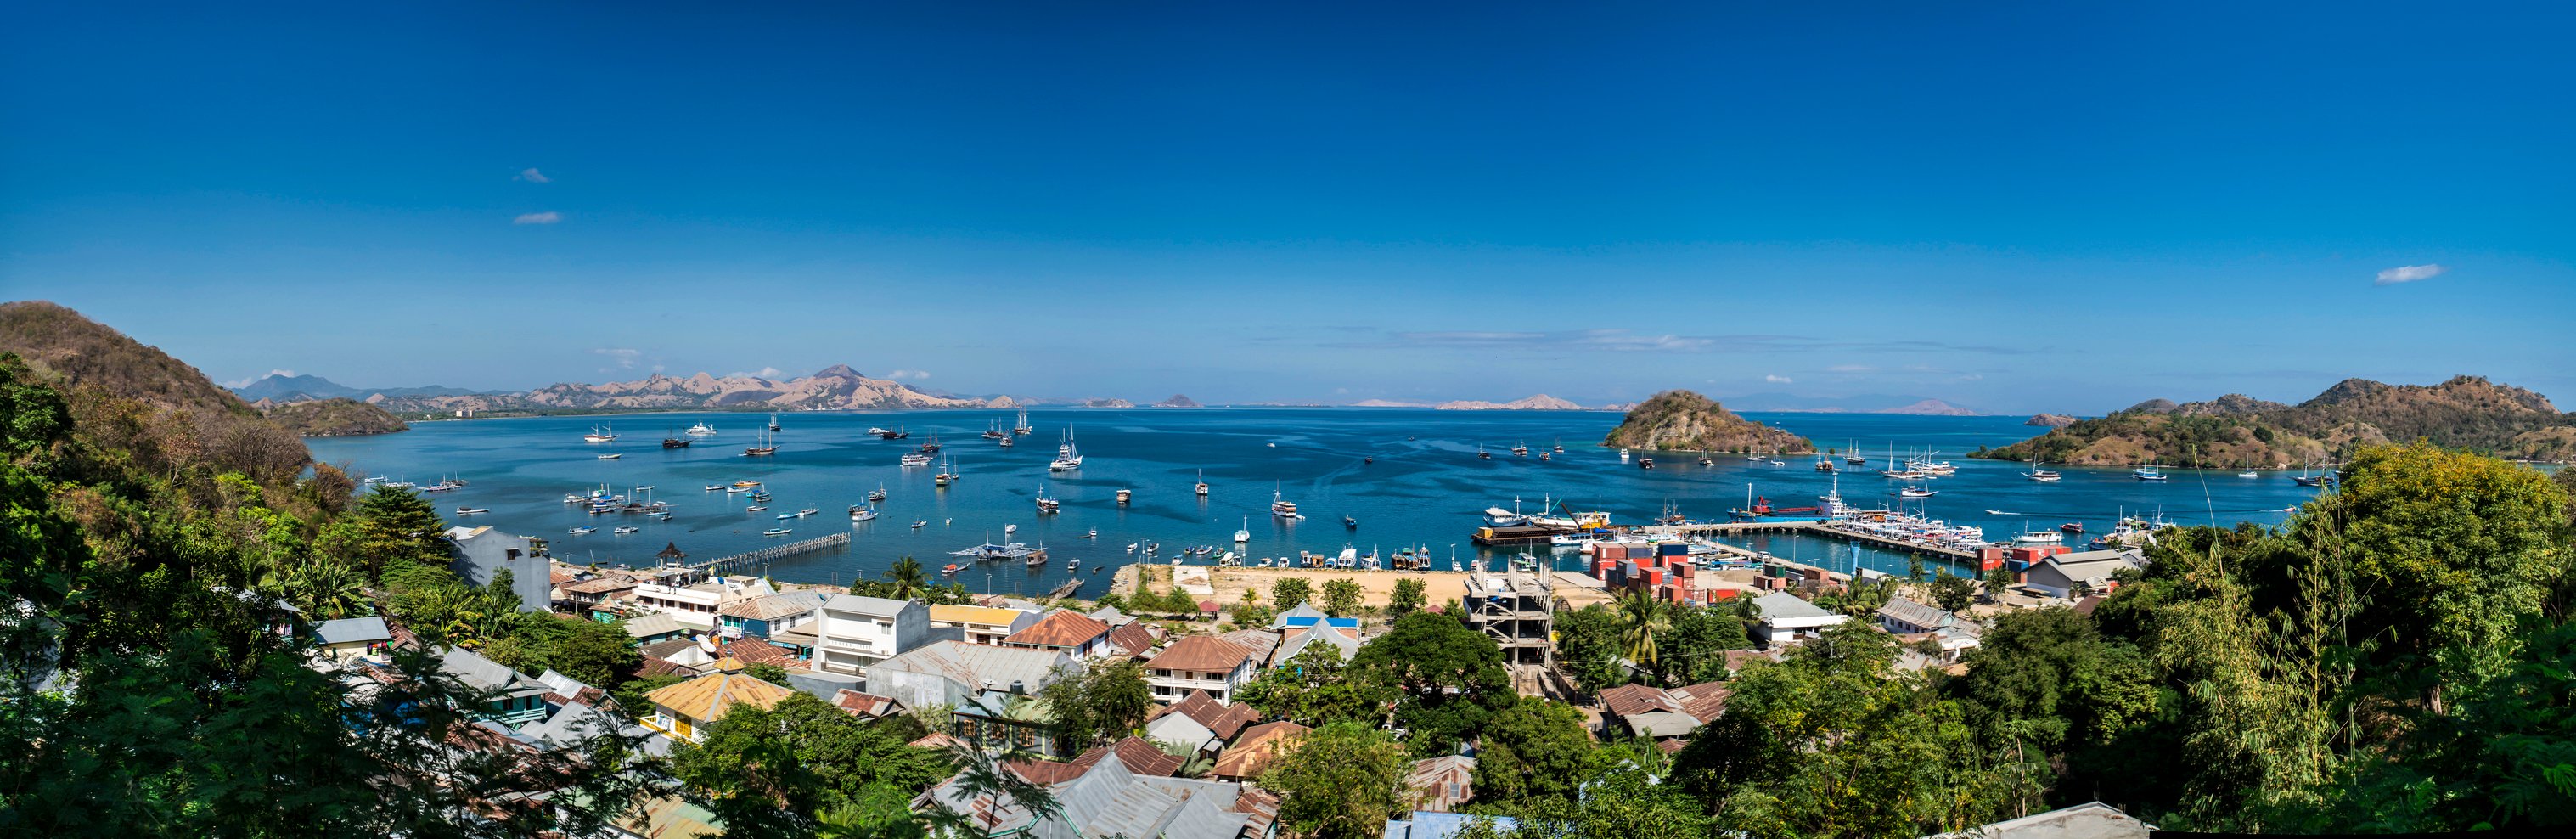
[1462,567,1554,667]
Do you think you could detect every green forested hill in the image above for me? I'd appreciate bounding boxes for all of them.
[261,397,410,436]
[1979,376,2576,465]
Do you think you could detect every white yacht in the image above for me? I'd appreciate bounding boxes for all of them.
[1234,515,1251,543]
[901,452,934,467]
[685,421,717,436]
[582,424,617,442]
[1270,487,1300,519]
[1049,427,1084,471]
[849,504,879,521]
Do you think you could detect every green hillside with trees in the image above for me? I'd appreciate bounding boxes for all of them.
[1979,375,2576,466]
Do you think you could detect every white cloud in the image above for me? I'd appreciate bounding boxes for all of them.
[886,369,931,380]
[514,211,561,225]
[593,347,641,369]
[726,367,786,380]
[515,167,551,183]
[225,368,299,387]
[1763,374,1793,384]
[2375,263,2445,285]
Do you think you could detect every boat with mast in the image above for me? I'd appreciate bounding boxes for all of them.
[935,455,957,487]
[583,423,618,442]
[1270,484,1300,519]
[2025,464,2062,482]
[1049,427,1083,471]
[743,428,778,457]
[1195,469,1209,497]
[1035,483,1060,514]
[1510,440,1529,457]
[1234,515,1250,543]
[918,433,942,453]
[1013,407,1032,436]
[867,486,887,502]
[768,413,781,432]
[2133,464,2169,481]
[661,428,691,448]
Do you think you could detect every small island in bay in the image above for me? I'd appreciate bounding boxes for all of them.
[1600,390,1814,453]
[2025,413,2078,427]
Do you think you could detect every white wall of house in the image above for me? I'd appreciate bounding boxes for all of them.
[1145,660,1254,703]
[814,598,930,676]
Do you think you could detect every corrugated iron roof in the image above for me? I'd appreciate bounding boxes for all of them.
[1006,610,1111,649]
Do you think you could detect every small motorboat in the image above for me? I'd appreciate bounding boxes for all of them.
[613,526,640,535]
[2237,470,2260,479]
[2060,522,2086,534]
[567,526,596,535]
[796,508,819,517]
[778,513,796,520]
[1125,542,1139,553]
[1066,559,1081,571]
[762,527,793,537]
[455,507,489,515]
[1538,452,1550,460]
[1699,455,1715,466]
[1900,487,1937,498]
[941,563,961,575]
[1116,488,1132,505]
[850,505,879,521]
[746,504,768,512]
[1343,515,1358,528]
[596,453,622,460]
[1638,457,1655,469]
[868,487,887,502]
[704,484,724,491]
[1364,456,1374,464]
[911,521,929,528]
[1477,445,1492,459]
[1078,528,1097,538]
[1004,524,1018,534]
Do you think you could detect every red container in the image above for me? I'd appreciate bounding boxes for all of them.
[1977,547,2007,563]
[1643,568,1665,586]
[1671,562,1694,579]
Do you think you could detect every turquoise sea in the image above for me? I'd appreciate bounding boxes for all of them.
[308,409,2332,599]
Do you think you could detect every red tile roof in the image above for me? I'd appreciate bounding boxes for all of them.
[1149,635,1255,673]
[833,689,900,718]
[716,638,800,668]
[1004,610,1111,650]
[1071,736,1184,777]
[1105,622,1160,657]
[1167,690,1261,740]
[1672,681,1732,722]
[1212,721,1308,779]
[1598,683,1684,718]
[1004,757,1090,785]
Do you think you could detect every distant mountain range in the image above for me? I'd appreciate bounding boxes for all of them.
[234,366,1001,415]
[1978,376,2576,466]
[1713,391,1988,415]
[233,374,498,403]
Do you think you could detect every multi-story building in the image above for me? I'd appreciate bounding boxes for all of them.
[812,594,931,676]
[1462,567,1554,666]
[1142,635,1257,703]
[1000,609,1114,658]
[447,526,547,614]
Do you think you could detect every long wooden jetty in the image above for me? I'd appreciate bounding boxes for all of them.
[690,532,850,575]
[1647,520,1980,561]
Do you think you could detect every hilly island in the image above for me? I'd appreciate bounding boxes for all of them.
[1976,375,2576,466]
[1601,390,1814,453]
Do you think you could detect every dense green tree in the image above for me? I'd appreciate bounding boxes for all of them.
[1554,604,1628,693]
[1928,572,1975,612]
[1262,722,1415,839]
[1036,659,1156,752]
[1322,577,1364,617]
[1455,758,1714,839]
[1389,577,1427,618]
[1240,645,1398,729]
[1471,697,1597,805]
[1352,611,1513,755]
[1274,577,1313,609]
[1659,604,1752,684]
[672,692,956,836]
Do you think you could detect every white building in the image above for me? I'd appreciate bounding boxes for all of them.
[1143,635,1258,703]
[2022,549,2146,599]
[1751,591,1849,645]
[813,594,931,676]
[868,640,1076,712]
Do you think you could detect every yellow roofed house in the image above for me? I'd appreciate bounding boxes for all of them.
[642,671,794,743]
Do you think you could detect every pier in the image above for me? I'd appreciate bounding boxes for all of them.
[689,532,851,575]
[1648,520,1981,561]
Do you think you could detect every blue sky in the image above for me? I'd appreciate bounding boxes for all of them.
[4,2,2570,414]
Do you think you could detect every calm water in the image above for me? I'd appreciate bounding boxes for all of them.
[308,409,2331,598]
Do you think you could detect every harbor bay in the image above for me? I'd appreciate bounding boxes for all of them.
[310,408,2334,599]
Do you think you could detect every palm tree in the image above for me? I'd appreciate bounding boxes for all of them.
[289,558,371,619]
[1617,589,1672,679]
[885,555,927,599]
